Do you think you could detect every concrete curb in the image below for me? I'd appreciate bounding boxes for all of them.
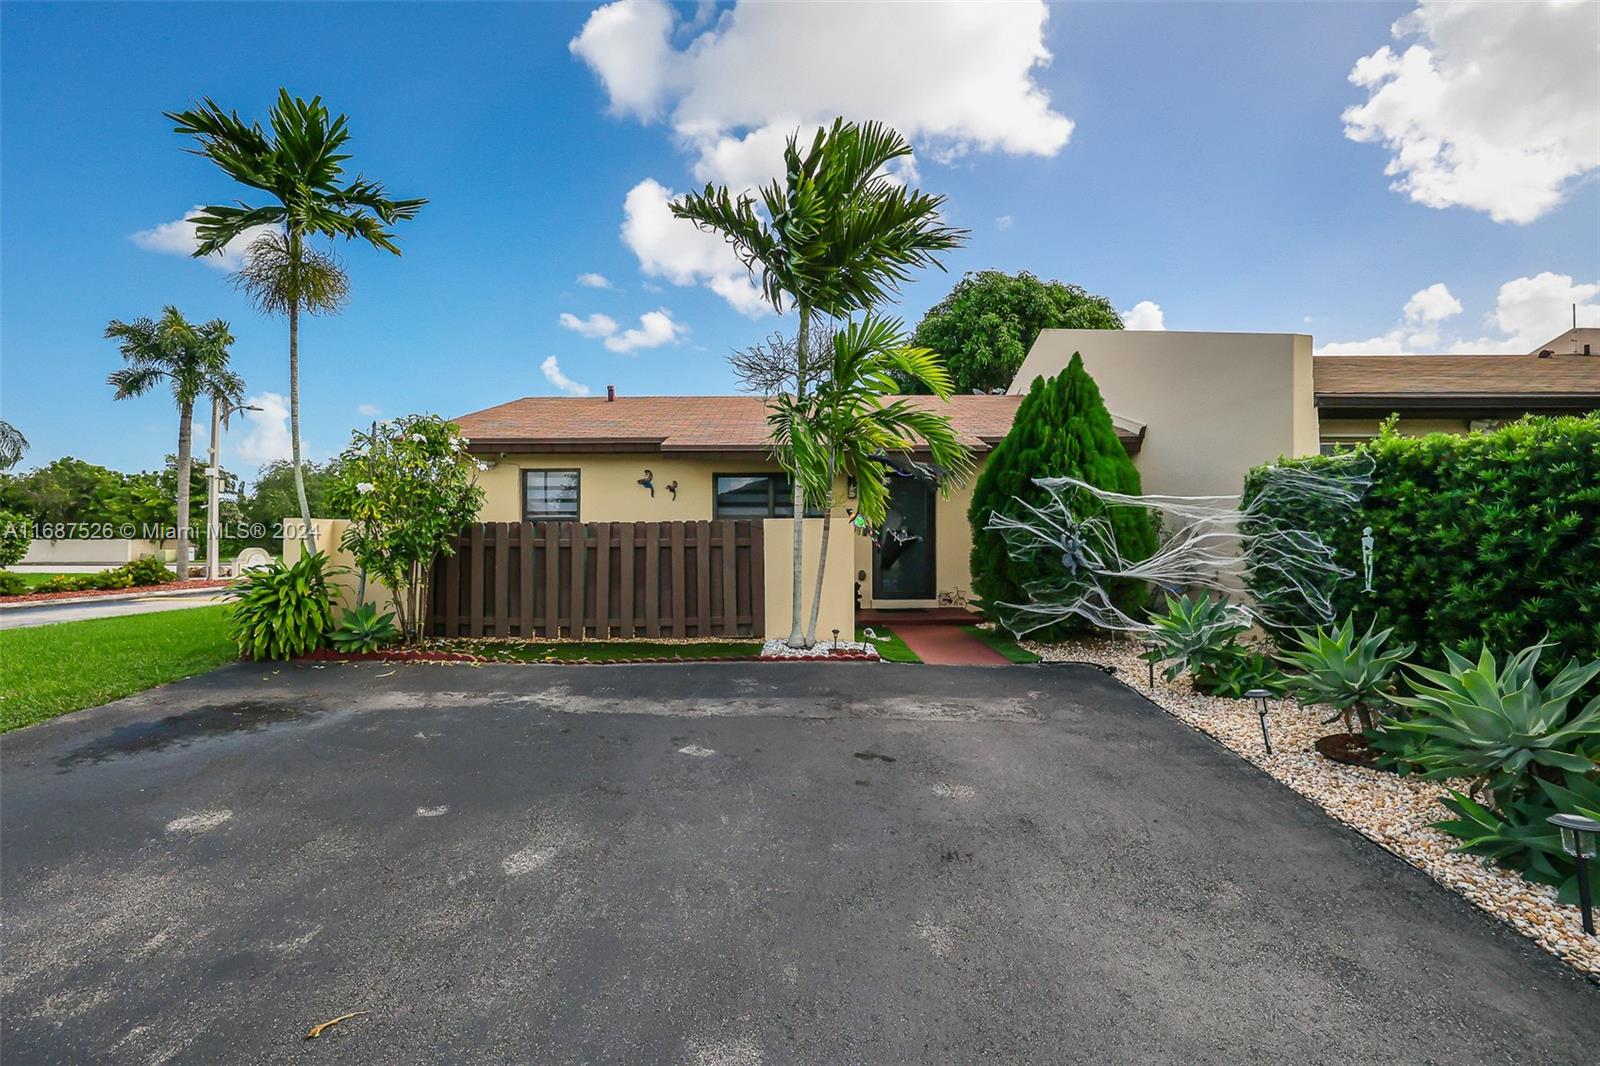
[0,585,232,612]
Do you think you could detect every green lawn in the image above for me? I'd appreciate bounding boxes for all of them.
[858,625,921,663]
[962,624,1041,664]
[8,572,73,588]
[0,605,237,732]
[461,639,762,664]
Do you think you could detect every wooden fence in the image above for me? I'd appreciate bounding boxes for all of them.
[426,520,765,639]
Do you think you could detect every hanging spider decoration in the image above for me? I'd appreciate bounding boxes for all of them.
[984,452,1374,639]
[637,469,654,497]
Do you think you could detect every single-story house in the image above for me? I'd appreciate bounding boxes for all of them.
[290,325,1596,640]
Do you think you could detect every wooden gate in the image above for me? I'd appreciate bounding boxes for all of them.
[426,520,765,639]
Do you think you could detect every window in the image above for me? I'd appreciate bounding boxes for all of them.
[713,474,822,518]
[1318,438,1368,457]
[523,469,580,519]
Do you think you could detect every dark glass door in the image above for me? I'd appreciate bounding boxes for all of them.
[873,476,936,600]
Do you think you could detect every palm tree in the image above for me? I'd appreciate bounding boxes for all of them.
[673,118,965,646]
[165,89,425,551]
[772,316,973,645]
[0,420,27,471]
[106,308,244,577]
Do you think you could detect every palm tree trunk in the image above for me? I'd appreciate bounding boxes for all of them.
[786,306,812,648]
[288,229,318,556]
[175,400,194,580]
[803,479,834,646]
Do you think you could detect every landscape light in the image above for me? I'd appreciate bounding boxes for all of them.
[1548,812,1600,936]
[1245,689,1273,756]
[832,628,841,652]
[1141,640,1159,689]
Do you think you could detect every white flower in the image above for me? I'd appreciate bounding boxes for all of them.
[475,461,490,472]
[410,433,427,443]
[356,482,375,495]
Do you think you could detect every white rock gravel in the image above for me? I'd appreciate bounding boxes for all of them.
[759,638,878,660]
[1023,633,1600,978]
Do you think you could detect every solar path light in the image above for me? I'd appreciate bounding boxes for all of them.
[1245,689,1274,756]
[1548,812,1600,936]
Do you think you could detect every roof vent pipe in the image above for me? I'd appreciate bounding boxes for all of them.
[607,384,616,402]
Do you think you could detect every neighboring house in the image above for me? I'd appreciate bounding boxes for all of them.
[452,391,1145,621]
[1013,327,1600,496]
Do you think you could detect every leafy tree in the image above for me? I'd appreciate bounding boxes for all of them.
[166,89,425,554]
[968,354,1157,640]
[0,510,29,568]
[236,458,345,550]
[772,316,974,644]
[0,421,28,471]
[673,118,965,646]
[326,416,483,644]
[106,307,243,574]
[910,271,1122,395]
[0,457,123,528]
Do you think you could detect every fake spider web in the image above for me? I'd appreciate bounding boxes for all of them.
[984,452,1373,639]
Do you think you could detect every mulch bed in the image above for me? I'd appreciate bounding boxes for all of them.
[0,579,234,606]
[295,649,486,663]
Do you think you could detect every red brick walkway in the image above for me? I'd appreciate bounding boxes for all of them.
[892,624,1011,666]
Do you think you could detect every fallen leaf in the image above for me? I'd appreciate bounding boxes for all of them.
[305,1011,368,1040]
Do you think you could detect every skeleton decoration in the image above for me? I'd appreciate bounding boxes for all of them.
[1361,526,1375,592]
[984,453,1374,639]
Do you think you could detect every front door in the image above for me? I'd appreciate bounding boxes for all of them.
[872,476,936,600]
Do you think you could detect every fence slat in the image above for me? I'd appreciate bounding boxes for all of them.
[543,521,560,638]
[520,522,535,636]
[469,525,486,637]
[569,522,586,640]
[720,519,739,636]
[645,524,661,637]
[619,522,636,638]
[694,521,711,637]
[669,523,687,637]
[594,522,611,638]
[493,523,510,637]
[444,535,461,638]
[749,520,765,638]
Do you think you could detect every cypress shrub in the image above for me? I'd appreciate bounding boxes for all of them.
[968,353,1158,638]
[1242,414,1600,662]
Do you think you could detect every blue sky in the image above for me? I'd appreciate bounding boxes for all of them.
[3,1,1596,478]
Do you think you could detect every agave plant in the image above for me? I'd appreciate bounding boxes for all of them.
[1142,592,1249,681]
[1279,615,1414,732]
[1383,642,1600,801]
[329,602,400,653]
[1435,769,1600,905]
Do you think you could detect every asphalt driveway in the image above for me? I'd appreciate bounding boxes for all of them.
[1,662,1593,1064]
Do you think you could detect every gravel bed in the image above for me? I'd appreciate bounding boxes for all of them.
[760,638,879,660]
[1023,633,1599,978]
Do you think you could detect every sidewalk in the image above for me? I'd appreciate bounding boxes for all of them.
[892,623,1011,665]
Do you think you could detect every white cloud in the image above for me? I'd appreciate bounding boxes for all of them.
[572,0,1073,311]
[995,215,1014,230]
[577,272,614,289]
[540,355,591,396]
[604,308,685,353]
[1122,300,1166,331]
[1402,282,1462,324]
[1342,1,1600,224]
[558,305,687,353]
[559,311,620,338]
[130,206,274,271]
[229,393,298,469]
[1315,273,1599,355]
[356,403,382,418]
[620,177,770,317]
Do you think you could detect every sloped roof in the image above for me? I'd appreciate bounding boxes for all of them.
[1313,354,1600,411]
[454,394,1145,454]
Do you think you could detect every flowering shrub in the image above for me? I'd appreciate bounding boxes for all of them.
[327,415,483,643]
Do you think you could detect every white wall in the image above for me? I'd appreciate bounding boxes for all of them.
[1011,330,1318,497]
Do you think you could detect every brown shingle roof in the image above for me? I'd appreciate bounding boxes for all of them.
[455,394,1145,454]
[1314,354,1600,411]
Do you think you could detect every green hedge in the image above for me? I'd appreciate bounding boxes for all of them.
[1242,415,1600,663]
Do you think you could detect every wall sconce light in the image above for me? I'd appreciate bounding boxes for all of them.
[1548,812,1599,935]
[1245,689,1274,756]
[847,476,858,500]
[637,469,654,497]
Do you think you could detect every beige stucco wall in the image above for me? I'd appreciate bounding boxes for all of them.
[1010,330,1318,498]
[763,518,856,640]
[474,453,803,524]
[282,519,398,615]
[19,538,167,566]
[1318,416,1474,443]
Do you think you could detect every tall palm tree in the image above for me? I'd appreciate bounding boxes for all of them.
[165,89,425,551]
[106,307,243,576]
[673,118,966,646]
[0,420,27,471]
[771,316,973,645]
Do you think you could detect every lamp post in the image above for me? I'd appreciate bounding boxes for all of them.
[1548,812,1599,936]
[205,399,261,581]
[1245,689,1273,756]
